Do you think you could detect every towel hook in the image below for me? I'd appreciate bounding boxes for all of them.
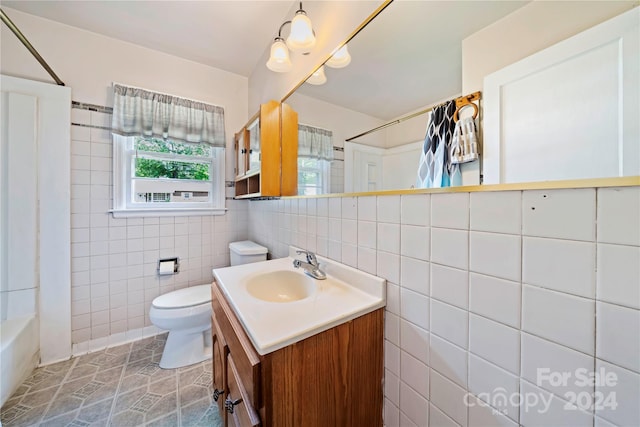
[453,102,478,122]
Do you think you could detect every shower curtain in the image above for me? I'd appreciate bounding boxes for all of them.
[415,100,461,188]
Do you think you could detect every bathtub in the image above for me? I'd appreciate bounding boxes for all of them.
[0,316,39,406]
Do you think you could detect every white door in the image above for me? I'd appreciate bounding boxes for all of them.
[352,147,383,192]
[1,75,72,364]
[483,8,639,184]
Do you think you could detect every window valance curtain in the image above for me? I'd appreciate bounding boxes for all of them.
[298,124,333,161]
[111,83,226,147]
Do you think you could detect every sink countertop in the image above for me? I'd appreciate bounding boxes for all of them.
[212,249,386,355]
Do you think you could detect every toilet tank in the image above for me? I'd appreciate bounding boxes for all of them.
[229,240,268,266]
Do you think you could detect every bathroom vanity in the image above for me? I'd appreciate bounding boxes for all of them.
[210,253,386,427]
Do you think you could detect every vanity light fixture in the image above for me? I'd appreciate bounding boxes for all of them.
[266,2,316,73]
[266,37,292,72]
[286,3,316,52]
[326,44,351,68]
[306,65,327,85]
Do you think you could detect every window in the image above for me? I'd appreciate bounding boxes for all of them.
[298,124,333,195]
[112,136,224,216]
[110,83,226,217]
[298,158,330,195]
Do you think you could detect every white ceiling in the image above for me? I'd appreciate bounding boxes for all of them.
[2,0,295,77]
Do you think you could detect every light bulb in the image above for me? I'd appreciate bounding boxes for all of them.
[286,11,316,52]
[306,66,327,85]
[326,45,351,69]
[266,38,292,73]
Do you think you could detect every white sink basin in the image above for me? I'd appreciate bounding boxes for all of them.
[213,247,386,355]
[246,270,315,302]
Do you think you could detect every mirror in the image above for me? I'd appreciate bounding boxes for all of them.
[285,0,527,194]
[283,1,638,194]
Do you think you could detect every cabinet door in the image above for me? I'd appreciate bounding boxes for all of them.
[212,315,227,415]
[225,355,260,427]
[246,118,261,174]
[234,130,247,177]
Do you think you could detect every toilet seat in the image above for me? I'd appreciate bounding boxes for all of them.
[152,284,211,310]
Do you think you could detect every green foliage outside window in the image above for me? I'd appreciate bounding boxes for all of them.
[134,137,210,181]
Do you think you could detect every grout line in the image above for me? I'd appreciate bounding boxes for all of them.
[104,342,133,425]
[71,122,112,131]
[36,356,81,425]
[176,363,183,427]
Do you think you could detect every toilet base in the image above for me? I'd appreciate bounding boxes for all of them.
[159,327,212,369]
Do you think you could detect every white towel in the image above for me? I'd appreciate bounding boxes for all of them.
[450,116,479,164]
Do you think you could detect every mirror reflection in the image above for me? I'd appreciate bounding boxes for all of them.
[287,0,527,194]
[285,1,638,194]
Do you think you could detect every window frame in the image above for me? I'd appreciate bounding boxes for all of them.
[111,135,226,217]
[297,157,331,195]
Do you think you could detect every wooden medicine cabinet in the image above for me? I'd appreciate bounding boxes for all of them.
[234,100,298,198]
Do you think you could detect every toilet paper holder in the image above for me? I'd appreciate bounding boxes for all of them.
[158,257,179,275]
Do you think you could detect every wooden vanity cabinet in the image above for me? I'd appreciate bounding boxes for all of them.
[234,100,298,198]
[211,314,227,415]
[211,280,384,427]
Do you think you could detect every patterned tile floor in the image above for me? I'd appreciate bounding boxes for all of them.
[1,334,223,427]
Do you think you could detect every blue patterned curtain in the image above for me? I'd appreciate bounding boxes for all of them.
[415,100,460,188]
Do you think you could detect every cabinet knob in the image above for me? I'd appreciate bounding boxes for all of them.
[225,397,242,414]
[241,148,247,154]
[213,388,224,401]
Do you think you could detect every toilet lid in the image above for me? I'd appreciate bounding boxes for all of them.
[152,284,212,309]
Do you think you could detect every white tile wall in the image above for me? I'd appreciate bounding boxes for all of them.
[431,193,469,230]
[597,187,640,246]
[400,319,429,364]
[401,225,430,261]
[523,237,595,298]
[595,360,640,426]
[470,231,521,281]
[522,189,596,241]
[519,380,594,427]
[469,314,520,374]
[401,351,430,399]
[70,112,247,348]
[469,273,520,328]
[400,256,430,296]
[378,223,400,255]
[596,243,640,309]
[429,403,459,427]
[470,191,521,234]
[385,370,400,407]
[400,381,430,427]
[596,301,640,373]
[401,194,430,227]
[468,394,518,427]
[429,333,467,388]
[246,185,640,427]
[431,299,468,349]
[469,355,520,422]
[431,264,468,310]
[430,369,468,427]
[520,332,594,398]
[431,228,469,270]
[522,285,595,355]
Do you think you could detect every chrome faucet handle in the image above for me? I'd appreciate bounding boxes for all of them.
[296,249,317,266]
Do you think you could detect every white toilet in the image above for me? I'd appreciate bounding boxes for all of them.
[149,241,267,369]
[149,284,213,369]
[229,240,268,266]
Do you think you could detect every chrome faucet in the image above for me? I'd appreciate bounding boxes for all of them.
[293,250,326,280]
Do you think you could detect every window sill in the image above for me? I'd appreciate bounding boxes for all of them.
[110,207,227,218]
